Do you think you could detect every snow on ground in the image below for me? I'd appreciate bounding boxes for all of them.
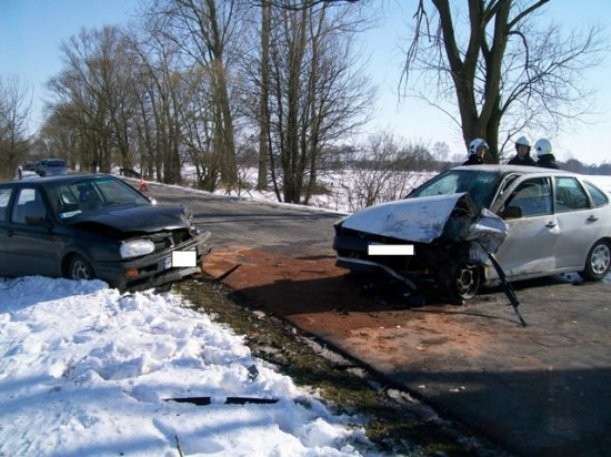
[0,277,380,457]
[180,166,435,214]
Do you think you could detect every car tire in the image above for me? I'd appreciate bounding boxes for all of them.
[438,261,482,304]
[68,254,95,280]
[579,240,611,281]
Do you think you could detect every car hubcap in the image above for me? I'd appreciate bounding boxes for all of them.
[591,244,611,276]
[72,261,91,279]
[455,265,479,298]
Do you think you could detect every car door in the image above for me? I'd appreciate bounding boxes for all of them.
[552,176,607,270]
[493,176,560,279]
[4,186,61,277]
[0,186,14,276]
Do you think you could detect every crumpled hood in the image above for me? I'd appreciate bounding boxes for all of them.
[340,192,508,254]
[71,205,191,233]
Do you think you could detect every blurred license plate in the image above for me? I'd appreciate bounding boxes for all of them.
[171,250,197,267]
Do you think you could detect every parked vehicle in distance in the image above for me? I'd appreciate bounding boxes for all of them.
[35,159,68,176]
[0,174,211,291]
[333,165,611,302]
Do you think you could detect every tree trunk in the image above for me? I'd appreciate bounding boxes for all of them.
[257,0,271,191]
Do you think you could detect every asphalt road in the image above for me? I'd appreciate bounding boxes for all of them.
[149,182,611,457]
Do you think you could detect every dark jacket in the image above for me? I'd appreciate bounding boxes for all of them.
[508,154,537,166]
[536,154,559,169]
[462,155,484,166]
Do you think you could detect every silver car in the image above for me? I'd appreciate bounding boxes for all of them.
[333,165,611,302]
[36,159,68,177]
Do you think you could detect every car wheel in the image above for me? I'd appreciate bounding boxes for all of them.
[68,254,95,280]
[439,261,481,304]
[579,240,611,281]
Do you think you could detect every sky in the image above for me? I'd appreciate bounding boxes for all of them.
[0,275,382,456]
[1,0,610,165]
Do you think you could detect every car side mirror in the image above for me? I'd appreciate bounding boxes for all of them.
[501,205,522,219]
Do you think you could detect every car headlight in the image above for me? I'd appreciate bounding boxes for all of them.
[120,239,155,259]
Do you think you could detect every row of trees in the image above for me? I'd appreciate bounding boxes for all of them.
[0,77,31,180]
[29,0,373,204]
[1,1,608,202]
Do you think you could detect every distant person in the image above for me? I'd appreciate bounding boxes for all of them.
[91,160,98,174]
[17,165,23,180]
[463,138,488,165]
[534,138,559,169]
[508,135,536,166]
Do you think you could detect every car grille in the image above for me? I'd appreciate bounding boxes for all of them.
[148,229,192,252]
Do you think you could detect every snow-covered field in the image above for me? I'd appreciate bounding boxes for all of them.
[0,277,380,457]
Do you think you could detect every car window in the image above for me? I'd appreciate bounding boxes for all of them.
[409,170,501,209]
[0,188,12,222]
[554,177,590,212]
[505,177,552,217]
[584,181,609,207]
[11,188,46,224]
[95,178,147,205]
[50,177,150,219]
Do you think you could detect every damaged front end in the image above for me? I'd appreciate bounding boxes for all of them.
[333,193,508,302]
[68,205,212,292]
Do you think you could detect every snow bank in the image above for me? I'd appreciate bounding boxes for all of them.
[0,277,378,457]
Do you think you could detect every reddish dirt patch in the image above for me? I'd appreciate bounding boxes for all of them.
[201,245,508,367]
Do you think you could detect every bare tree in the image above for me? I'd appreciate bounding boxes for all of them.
[47,27,136,172]
[0,76,32,179]
[344,133,429,211]
[149,0,244,189]
[257,0,272,190]
[125,27,191,183]
[34,110,80,170]
[402,0,607,162]
[248,0,373,204]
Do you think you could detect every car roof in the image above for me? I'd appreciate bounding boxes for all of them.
[452,164,582,178]
[2,173,111,186]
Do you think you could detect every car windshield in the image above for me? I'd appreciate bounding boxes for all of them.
[48,177,151,220]
[409,169,502,210]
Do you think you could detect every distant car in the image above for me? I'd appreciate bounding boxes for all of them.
[36,159,68,176]
[333,165,611,302]
[0,174,211,291]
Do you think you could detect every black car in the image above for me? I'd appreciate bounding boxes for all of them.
[0,174,211,291]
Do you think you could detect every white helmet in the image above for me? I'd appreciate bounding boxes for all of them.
[534,138,552,157]
[515,135,531,149]
[468,138,489,156]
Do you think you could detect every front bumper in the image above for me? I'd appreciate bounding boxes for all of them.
[94,231,212,291]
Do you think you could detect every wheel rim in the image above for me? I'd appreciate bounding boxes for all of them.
[71,259,92,279]
[590,243,611,276]
[455,264,480,299]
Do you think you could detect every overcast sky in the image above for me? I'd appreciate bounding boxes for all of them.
[1,0,610,165]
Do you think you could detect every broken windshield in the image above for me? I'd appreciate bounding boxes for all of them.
[409,169,501,210]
